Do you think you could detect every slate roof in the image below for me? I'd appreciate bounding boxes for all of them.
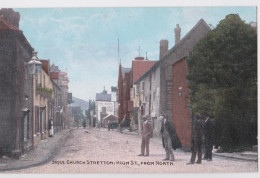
[96,93,111,101]
[134,19,211,85]
[121,67,131,77]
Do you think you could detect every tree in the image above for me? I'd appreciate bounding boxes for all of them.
[187,14,257,152]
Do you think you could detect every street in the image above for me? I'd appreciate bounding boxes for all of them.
[5,128,257,173]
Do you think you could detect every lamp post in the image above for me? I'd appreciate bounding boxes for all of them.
[27,51,42,75]
[27,50,42,146]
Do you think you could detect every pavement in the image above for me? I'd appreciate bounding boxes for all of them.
[0,128,72,172]
[0,127,257,172]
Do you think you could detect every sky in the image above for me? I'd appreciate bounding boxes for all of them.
[12,6,256,101]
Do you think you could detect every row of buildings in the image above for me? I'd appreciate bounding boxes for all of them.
[0,9,71,158]
[117,19,211,150]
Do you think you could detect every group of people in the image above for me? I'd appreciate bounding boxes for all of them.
[137,114,214,164]
[187,114,214,164]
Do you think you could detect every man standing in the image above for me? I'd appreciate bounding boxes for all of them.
[48,119,54,137]
[203,116,214,161]
[138,115,153,157]
[83,119,86,130]
[187,115,204,164]
[159,115,182,161]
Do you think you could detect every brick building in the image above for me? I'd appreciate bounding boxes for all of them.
[50,65,70,130]
[131,20,211,149]
[31,58,54,146]
[117,64,131,123]
[133,61,161,136]
[159,20,211,149]
[0,9,34,157]
[131,57,157,132]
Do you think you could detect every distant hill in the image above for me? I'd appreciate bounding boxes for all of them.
[71,96,89,111]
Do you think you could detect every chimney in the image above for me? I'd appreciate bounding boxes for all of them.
[135,57,144,61]
[174,24,181,44]
[159,40,168,60]
[0,8,20,29]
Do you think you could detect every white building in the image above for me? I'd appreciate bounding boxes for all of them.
[95,87,118,124]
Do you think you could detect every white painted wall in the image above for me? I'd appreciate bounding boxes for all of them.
[96,101,115,121]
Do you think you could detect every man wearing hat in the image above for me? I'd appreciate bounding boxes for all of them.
[159,115,182,161]
[203,116,214,161]
[138,115,153,156]
[187,114,204,164]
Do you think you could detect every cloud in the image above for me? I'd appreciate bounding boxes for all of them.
[16,7,256,101]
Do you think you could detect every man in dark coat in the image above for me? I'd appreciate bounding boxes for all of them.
[48,119,53,137]
[203,116,214,161]
[83,119,86,129]
[187,114,204,164]
[159,115,182,161]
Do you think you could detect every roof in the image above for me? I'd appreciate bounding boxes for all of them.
[51,80,61,90]
[39,60,50,74]
[134,19,211,85]
[121,67,131,77]
[96,93,111,101]
[111,86,118,92]
[50,64,60,72]
[132,60,156,85]
[0,16,21,32]
[162,19,211,60]
[103,114,118,121]
[135,61,160,84]
[50,72,59,79]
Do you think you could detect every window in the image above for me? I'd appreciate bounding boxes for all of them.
[141,81,145,91]
[136,85,139,96]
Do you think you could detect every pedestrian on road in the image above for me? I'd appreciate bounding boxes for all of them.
[159,115,182,161]
[138,115,153,157]
[108,120,111,131]
[48,119,54,137]
[187,114,204,164]
[83,119,86,129]
[203,115,214,161]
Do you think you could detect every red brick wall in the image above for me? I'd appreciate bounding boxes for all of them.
[132,60,156,85]
[123,72,131,120]
[117,65,131,123]
[118,65,123,123]
[172,58,191,147]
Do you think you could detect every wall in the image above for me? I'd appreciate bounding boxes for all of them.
[141,66,161,137]
[172,58,191,148]
[96,101,115,121]
[0,31,33,155]
[0,31,19,154]
[160,20,210,130]
[33,69,54,146]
